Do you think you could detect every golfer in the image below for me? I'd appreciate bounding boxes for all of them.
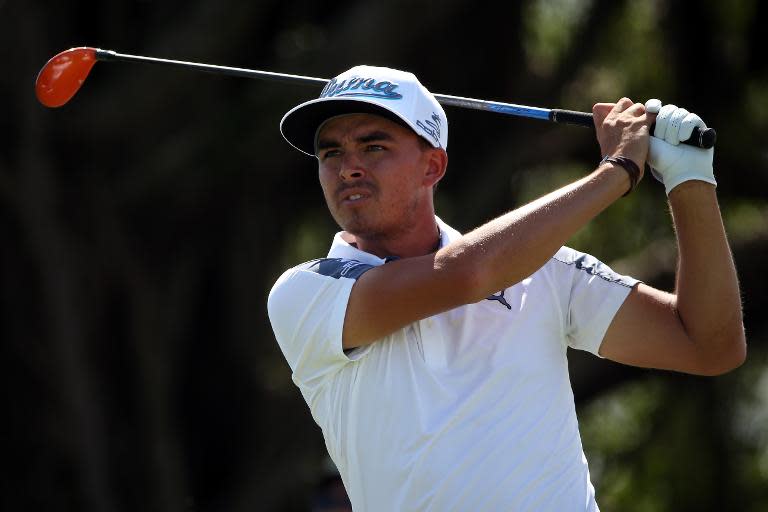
[267,65,745,511]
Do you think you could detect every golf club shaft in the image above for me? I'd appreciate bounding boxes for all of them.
[95,49,715,148]
[96,49,327,87]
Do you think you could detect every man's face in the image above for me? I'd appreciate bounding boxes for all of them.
[315,113,436,240]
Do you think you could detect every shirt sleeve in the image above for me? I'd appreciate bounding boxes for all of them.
[267,258,375,395]
[553,247,640,356]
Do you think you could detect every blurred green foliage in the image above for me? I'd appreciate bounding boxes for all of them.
[517,3,768,508]
[581,341,768,510]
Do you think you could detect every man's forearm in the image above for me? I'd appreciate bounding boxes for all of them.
[668,181,746,368]
[436,163,630,302]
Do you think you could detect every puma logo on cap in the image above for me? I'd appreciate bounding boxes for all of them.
[320,76,403,100]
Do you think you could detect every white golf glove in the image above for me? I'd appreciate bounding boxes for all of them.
[645,98,716,195]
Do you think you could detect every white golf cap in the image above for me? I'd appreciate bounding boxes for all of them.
[280,65,448,156]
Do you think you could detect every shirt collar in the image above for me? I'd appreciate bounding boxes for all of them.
[327,216,462,265]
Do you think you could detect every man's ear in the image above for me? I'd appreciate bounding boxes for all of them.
[422,148,448,188]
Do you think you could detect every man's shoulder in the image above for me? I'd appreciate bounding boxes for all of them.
[267,257,375,333]
[551,245,581,264]
[515,246,580,282]
[302,258,377,280]
[278,257,377,283]
[521,246,599,286]
[268,258,378,310]
[548,246,604,273]
[549,246,637,288]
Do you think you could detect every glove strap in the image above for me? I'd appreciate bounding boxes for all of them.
[600,155,641,196]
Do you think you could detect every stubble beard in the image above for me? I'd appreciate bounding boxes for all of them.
[332,193,421,242]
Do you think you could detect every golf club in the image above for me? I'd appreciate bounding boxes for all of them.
[35,47,716,149]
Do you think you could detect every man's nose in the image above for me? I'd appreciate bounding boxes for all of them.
[339,154,366,181]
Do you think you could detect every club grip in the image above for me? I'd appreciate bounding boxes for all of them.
[549,109,594,127]
[549,109,716,149]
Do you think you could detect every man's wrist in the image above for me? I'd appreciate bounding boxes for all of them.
[600,155,641,196]
[667,178,717,200]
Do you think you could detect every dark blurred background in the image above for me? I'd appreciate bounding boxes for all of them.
[2,0,767,510]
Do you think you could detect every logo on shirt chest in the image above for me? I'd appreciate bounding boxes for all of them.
[486,289,512,310]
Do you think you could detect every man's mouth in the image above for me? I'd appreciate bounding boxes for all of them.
[338,186,374,204]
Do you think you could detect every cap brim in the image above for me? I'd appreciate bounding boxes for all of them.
[280,97,412,156]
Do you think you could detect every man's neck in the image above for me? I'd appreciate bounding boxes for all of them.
[344,217,441,259]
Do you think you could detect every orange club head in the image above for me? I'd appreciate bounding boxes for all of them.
[35,47,97,108]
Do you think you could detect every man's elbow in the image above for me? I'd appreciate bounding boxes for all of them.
[435,247,488,304]
[697,326,747,376]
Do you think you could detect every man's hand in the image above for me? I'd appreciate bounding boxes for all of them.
[593,98,652,177]
[644,99,716,195]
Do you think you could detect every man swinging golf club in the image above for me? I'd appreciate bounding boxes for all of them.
[267,65,745,511]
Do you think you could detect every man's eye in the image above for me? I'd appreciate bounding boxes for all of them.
[366,145,385,152]
[321,149,341,159]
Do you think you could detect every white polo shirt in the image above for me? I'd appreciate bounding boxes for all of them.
[267,217,638,511]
